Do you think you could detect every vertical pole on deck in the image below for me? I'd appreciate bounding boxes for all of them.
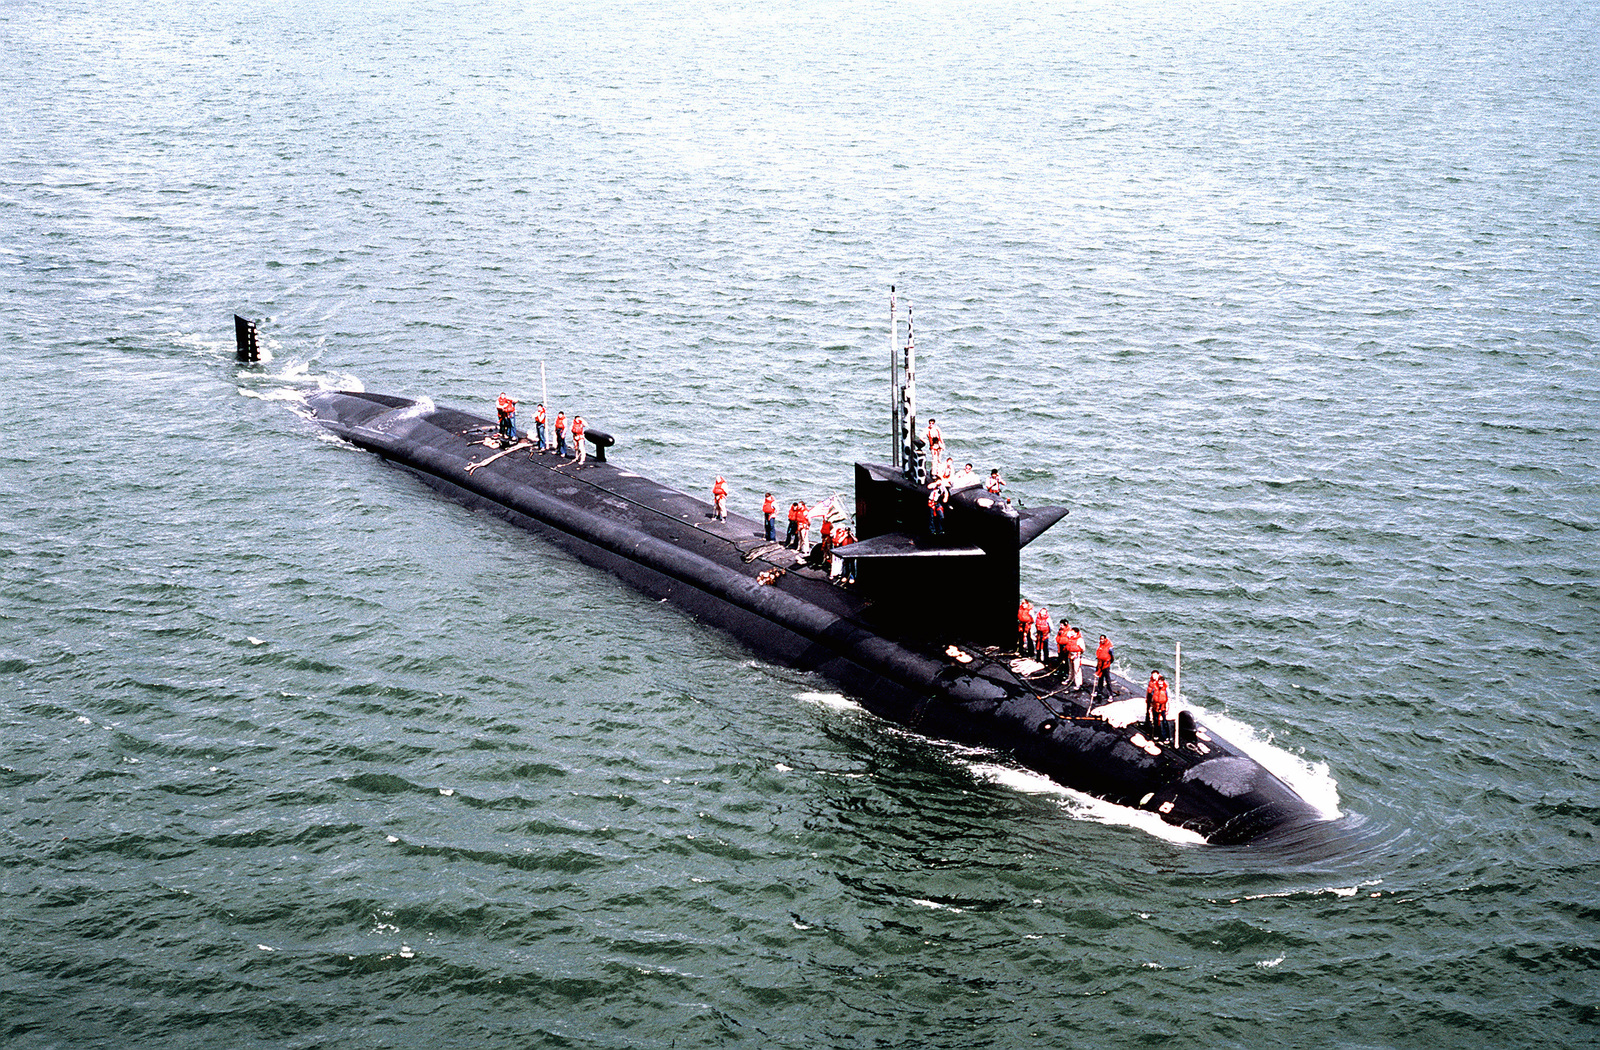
[889,287,899,469]
[540,361,549,449]
[1174,640,1182,745]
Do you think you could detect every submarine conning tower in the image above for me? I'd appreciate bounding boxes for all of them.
[849,464,1067,648]
[844,288,1069,649]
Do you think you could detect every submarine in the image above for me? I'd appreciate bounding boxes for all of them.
[256,295,1325,845]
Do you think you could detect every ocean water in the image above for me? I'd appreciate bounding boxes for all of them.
[2,0,1597,1046]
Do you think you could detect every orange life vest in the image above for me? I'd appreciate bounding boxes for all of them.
[763,496,775,516]
[1096,637,1113,671]
[713,479,726,498]
[535,405,546,424]
[1017,601,1033,626]
[572,418,585,440]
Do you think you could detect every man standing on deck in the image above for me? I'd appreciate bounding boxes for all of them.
[833,524,856,582]
[496,394,517,447]
[571,416,587,466]
[1094,634,1116,701]
[1017,598,1035,655]
[1059,622,1084,689]
[712,476,728,521]
[534,403,547,451]
[554,411,567,457]
[784,502,801,548]
[763,493,777,540]
[1146,671,1171,742]
[1033,605,1051,664]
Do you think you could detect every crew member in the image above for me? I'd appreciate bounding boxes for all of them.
[1017,598,1035,655]
[833,525,856,583]
[571,416,587,466]
[796,502,811,554]
[985,468,1007,496]
[926,418,944,460]
[496,394,517,446]
[554,410,567,457]
[763,493,776,541]
[1094,634,1116,701]
[1059,621,1085,689]
[712,476,728,521]
[1033,605,1051,664]
[1146,672,1171,741]
[927,485,946,536]
[785,502,801,548]
[953,462,979,490]
[534,403,547,450]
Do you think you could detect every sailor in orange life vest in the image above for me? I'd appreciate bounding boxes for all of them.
[763,493,776,541]
[553,410,567,456]
[1145,671,1171,741]
[1017,598,1035,655]
[495,394,517,446]
[1094,634,1116,702]
[1058,621,1085,689]
[571,416,587,466]
[712,476,728,521]
[784,502,801,548]
[926,483,947,535]
[812,516,834,568]
[1033,605,1051,663]
[832,523,856,582]
[795,502,811,553]
[533,403,547,451]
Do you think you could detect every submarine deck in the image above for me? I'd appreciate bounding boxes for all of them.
[322,390,1198,722]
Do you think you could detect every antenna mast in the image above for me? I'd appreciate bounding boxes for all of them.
[889,287,900,469]
[902,300,918,481]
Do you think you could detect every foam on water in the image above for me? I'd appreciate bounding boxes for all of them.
[800,689,1217,844]
[1181,699,1343,820]
[969,761,1209,846]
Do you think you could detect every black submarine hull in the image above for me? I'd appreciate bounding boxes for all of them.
[302,389,1324,845]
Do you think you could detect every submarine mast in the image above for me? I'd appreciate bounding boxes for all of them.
[889,288,900,470]
[901,299,918,481]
